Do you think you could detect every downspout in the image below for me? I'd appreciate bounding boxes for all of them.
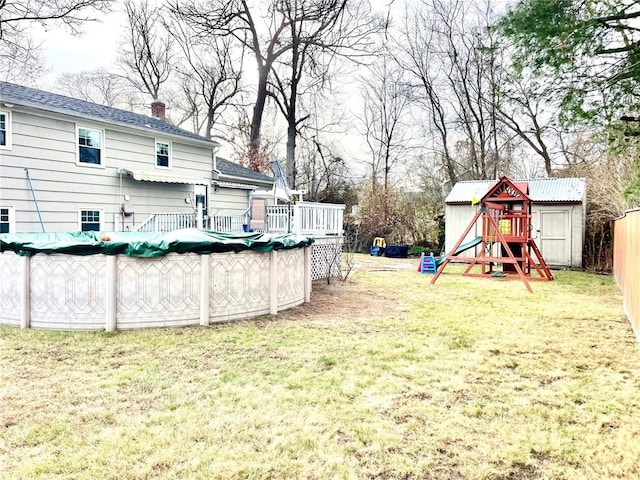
[248,190,254,231]
[24,169,45,232]
[211,146,219,228]
[119,169,123,231]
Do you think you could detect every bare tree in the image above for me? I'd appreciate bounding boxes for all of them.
[429,0,508,179]
[120,0,173,102]
[395,0,513,184]
[395,2,456,184]
[168,0,381,171]
[267,8,317,188]
[297,137,356,204]
[290,91,358,203]
[359,56,411,190]
[166,16,244,139]
[168,0,295,167]
[56,69,137,108]
[0,34,44,83]
[267,0,381,187]
[493,76,556,176]
[489,37,603,177]
[0,0,113,82]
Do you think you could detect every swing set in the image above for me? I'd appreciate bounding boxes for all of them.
[431,176,553,292]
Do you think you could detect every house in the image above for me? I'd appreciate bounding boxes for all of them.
[0,81,345,280]
[444,177,586,268]
[0,81,274,234]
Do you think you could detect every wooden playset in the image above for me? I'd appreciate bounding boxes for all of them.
[431,176,553,292]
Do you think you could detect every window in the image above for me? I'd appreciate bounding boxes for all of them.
[0,111,10,149]
[156,141,170,168]
[80,210,101,231]
[0,207,14,233]
[77,127,103,165]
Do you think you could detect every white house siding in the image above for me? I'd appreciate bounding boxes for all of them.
[2,111,84,232]
[0,108,216,233]
[171,142,213,177]
[210,187,250,216]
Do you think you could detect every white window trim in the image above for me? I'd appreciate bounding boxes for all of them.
[76,125,106,168]
[155,139,172,169]
[78,208,104,232]
[0,205,16,233]
[0,110,12,150]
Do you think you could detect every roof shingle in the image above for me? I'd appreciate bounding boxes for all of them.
[0,81,276,185]
[0,81,217,146]
[216,157,273,184]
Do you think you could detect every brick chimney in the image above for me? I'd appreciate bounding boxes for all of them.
[151,101,166,121]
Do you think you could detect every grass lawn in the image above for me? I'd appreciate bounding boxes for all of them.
[1,254,639,479]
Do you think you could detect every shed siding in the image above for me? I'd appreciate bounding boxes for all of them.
[0,108,216,233]
[534,209,570,266]
[531,204,584,268]
[444,204,482,258]
[445,202,584,268]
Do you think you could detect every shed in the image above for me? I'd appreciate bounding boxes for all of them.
[444,178,586,268]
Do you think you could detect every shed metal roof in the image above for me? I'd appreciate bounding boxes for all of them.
[445,177,586,204]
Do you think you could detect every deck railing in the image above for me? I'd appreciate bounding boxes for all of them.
[296,202,345,235]
[210,214,249,233]
[135,202,344,236]
[266,202,344,235]
[483,211,529,241]
[134,212,196,232]
[266,205,293,233]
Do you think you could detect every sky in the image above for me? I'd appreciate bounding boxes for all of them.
[37,9,125,85]
[34,1,391,177]
[38,1,393,83]
[31,0,514,184]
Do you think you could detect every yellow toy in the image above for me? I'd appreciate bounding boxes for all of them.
[370,237,386,256]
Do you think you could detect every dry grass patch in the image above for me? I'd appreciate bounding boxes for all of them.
[1,254,639,479]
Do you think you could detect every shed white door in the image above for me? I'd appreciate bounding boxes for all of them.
[538,210,570,266]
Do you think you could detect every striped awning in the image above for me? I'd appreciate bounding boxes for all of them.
[118,168,210,185]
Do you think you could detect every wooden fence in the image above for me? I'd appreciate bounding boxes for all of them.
[613,208,640,342]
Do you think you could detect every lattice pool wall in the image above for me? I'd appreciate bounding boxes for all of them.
[311,236,343,281]
[0,247,312,331]
[0,252,21,327]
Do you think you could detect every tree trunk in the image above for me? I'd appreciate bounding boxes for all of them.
[249,65,270,160]
[542,150,553,176]
[286,120,297,189]
[443,154,457,186]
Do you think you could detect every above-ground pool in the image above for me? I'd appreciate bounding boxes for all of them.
[0,229,313,331]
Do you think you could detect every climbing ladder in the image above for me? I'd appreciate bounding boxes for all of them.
[419,253,437,274]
